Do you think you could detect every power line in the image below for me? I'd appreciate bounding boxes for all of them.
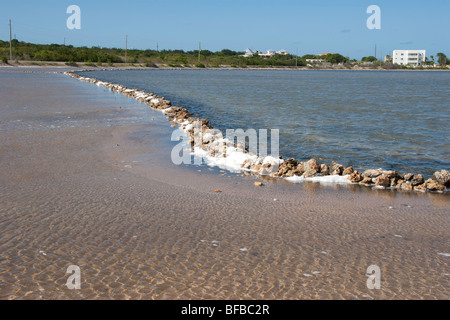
[9,19,12,60]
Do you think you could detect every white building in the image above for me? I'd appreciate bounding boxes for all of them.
[242,49,290,58]
[276,50,289,55]
[258,50,275,58]
[393,50,426,67]
[242,49,255,57]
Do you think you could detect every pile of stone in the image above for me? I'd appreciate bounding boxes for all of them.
[64,71,449,193]
[345,168,449,192]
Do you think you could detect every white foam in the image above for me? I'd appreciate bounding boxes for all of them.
[203,132,215,140]
[262,156,283,165]
[286,174,351,185]
[196,146,257,173]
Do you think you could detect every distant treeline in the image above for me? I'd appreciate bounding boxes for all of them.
[3,40,446,69]
[0,40,352,67]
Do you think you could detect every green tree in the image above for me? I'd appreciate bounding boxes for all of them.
[437,52,448,66]
[322,53,347,64]
[361,56,377,62]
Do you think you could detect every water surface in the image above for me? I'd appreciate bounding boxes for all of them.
[80,69,450,176]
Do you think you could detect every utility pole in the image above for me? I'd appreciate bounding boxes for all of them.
[125,35,128,64]
[374,44,377,60]
[296,47,298,67]
[198,42,201,63]
[156,43,159,52]
[9,19,12,61]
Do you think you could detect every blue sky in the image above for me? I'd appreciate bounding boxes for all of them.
[1,0,449,59]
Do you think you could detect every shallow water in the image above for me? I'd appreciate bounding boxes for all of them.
[80,69,450,177]
[0,68,448,300]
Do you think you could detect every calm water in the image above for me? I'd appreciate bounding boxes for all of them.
[79,69,450,176]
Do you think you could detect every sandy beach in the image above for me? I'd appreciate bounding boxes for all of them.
[0,67,448,300]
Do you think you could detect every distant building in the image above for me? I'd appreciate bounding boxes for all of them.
[242,49,255,57]
[393,50,426,67]
[276,50,289,55]
[242,49,290,58]
[384,55,392,63]
[258,50,276,58]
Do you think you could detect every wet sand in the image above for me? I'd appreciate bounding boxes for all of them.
[0,67,448,300]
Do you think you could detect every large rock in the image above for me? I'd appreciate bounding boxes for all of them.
[414,183,427,192]
[395,179,404,187]
[433,170,450,187]
[303,159,320,178]
[250,164,263,172]
[383,170,399,179]
[424,179,446,192]
[374,175,390,187]
[359,177,373,185]
[400,182,413,191]
[330,161,344,175]
[241,158,253,169]
[291,163,305,176]
[348,170,363,183]
[274,158,304,177]
[403,173,414,181]
[200,119,212,129]
[390,178,400,187]
[274,158,295,174]
[320,164,330,176]
[411,174,424,187]
[342,166,354,176]
[363,169,383,178]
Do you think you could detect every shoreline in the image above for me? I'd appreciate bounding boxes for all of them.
[65,69,449,194]
[2,61,450,72]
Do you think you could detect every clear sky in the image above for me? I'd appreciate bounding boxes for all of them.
[0,0,449,60]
